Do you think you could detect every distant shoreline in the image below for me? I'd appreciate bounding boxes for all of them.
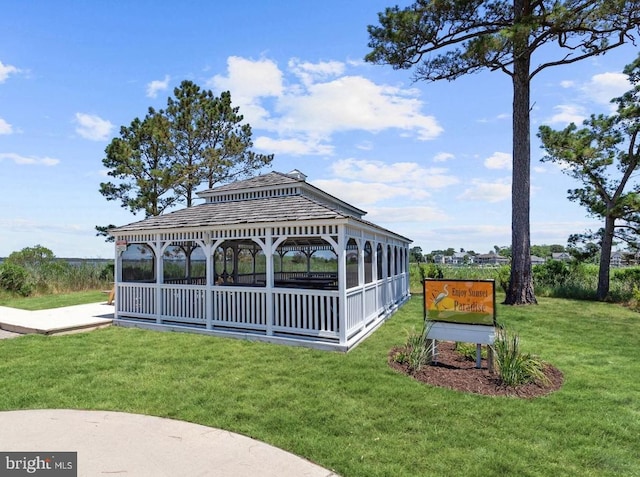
[0,258,113,265]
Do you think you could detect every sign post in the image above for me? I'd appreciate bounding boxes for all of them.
[423,279,497,370]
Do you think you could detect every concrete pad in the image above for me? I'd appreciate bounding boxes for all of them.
[0,410,339,477]
[0,303,113,335]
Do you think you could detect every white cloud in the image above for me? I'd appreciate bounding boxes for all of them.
[433,152,454,163]
[0,118,13,135]
[548,104,587,125]
[208,56,284,128]
[560,80,575,88]
[209,56,284,101]
[366,205,448,223]
[458,178,511,203]
[484,152,512,170]
[208,56,443,154]
[254,136,333,156]
[530,220,601,246]
[582,72,629,106]
[0,152,60,166]
[74,113,114,141]
[312,178,428,206]
[477,113,510,123]
[276,76,442,140]
[0,60,19,83]
[146,75,170,98]
[356,141,373,151]
[330,158,458,188]
[288,58,345,86]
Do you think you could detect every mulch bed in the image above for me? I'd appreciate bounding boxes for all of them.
[389,341,564,398]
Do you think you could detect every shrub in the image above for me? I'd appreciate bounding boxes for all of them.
[455,342,487,361]
[534,260,570,287]
[496,265,510,294]
[395,321,434,374]
[493,327,548,387]
[0,263,34,296]
[613,267,640,295]
[628,285,640,312]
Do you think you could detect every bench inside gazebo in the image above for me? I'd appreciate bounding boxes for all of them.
[110,170,411,351]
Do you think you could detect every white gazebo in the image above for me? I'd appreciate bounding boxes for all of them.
[109,170,411,351]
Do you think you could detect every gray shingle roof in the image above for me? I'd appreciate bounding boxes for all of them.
[112,195,347,232]
[197,171,301,195]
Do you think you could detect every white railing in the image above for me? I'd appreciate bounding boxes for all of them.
[117,283,156,317]
[116,273,406,347]
[345,289,363,335]
[364,284,378,322]
[213,287,267,330]
[161,285,206,324]
[273,289,339,340]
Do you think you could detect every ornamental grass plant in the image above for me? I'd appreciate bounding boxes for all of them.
[493,327,549,387]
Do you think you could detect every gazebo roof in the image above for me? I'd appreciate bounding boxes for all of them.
[111,194,348,232]
[111,170,411,242]
[197,170,304,194]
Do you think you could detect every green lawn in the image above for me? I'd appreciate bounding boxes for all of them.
[0,290,107,310]
[0,294,638,476]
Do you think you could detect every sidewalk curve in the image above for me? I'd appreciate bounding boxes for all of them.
[0,409,339,477]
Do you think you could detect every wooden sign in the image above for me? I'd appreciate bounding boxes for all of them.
[424,279,496,326]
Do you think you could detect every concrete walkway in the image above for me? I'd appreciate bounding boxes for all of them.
[0,302,113,336]
[0,305,340,476]
[0,409,339,476]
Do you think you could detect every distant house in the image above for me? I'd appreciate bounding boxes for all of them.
[432,252,474,266]
[476,252,509,266]
[432,254,446,264]
[610,251,624,268]
[551,252,573,262]
[530,255,546,265]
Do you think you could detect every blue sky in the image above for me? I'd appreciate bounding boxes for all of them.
[1,1,638,258]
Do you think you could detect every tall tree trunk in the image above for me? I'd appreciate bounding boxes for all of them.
[505,4,537,305]
[597,215,615,300]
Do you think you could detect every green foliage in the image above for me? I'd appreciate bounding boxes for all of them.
[455,342,487,361]
[533,260,570,287]
[101,108,178,218]
[165,82,274,206]
[99,81,274,235]
[409,246,424,262]
[493,327,549,387]
[629,285,640,312]
[367,0,640,305]
[612,267,640,291]
[420,263,443,279]
[531,244,565,259]
[0,263,34,296]
[5,245,55,269]
[394,322,434,373]
[496,265,510,294]
[539,54,640,300]
[0,246,112,296]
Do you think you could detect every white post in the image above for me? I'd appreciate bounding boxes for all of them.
[358,237,366,329]
[204,238,213,330]
[337,226,347,346]
[155,235,164,324]
[114,238,121,319]
[265,229,274,336]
